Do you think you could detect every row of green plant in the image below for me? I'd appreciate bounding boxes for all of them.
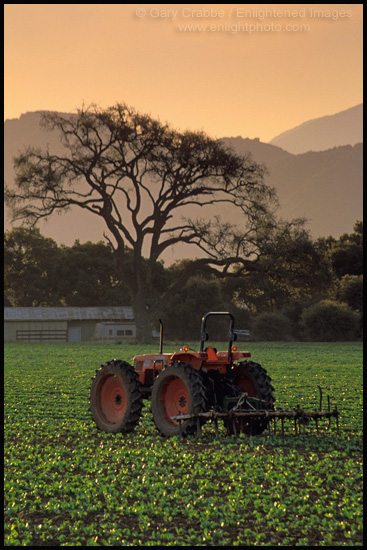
[4,341,363,546]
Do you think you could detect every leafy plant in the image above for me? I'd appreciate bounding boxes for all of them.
[4,341,363,546]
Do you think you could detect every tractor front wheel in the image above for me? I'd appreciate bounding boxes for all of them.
[151,362,207,437]
[90,360,143,433]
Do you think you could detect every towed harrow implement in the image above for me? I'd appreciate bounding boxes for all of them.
[170,387,340,438]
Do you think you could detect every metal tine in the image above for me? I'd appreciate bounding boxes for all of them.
[214,416,219,438]
[232,414,237,438]
[196,416,202,438]
[318,385,323,410]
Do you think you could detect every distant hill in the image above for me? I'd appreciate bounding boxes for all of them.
[4,112,363,259]
[220,138,362,238]
[269,104,363,154]
[4,112,108,247]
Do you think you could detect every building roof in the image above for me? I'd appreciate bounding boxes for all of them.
[4,306,134,322]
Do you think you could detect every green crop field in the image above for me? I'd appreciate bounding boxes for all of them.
[4,341,363,546]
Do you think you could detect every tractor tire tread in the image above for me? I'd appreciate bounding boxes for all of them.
[226,360,275,435]
[237,360,275,406]
[90,359,143,433]
[151,362,207,437]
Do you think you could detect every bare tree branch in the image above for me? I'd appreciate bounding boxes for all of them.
[5,102,278,340]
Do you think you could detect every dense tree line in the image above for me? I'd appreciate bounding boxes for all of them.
[4,221,362,341]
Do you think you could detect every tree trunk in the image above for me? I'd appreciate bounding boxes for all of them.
[114,247,154,343]
[133,292,154,343]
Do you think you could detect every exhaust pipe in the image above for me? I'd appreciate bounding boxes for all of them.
[159,319,164,354]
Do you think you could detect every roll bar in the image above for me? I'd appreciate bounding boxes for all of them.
[199,312,237,362]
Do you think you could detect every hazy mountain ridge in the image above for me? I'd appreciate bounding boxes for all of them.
[221,137,362,238]
[4,112,363,253]
[269,104,363,154]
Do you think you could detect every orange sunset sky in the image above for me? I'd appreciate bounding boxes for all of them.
[4,4,363,142]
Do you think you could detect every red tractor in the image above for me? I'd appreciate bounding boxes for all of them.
[90,312,275,437]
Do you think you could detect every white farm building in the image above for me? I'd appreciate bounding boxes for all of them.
[4,307,136,342]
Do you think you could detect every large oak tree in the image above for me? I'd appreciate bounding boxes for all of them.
[5,103,276,340]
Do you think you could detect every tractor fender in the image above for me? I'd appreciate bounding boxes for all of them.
[169,352,204,370]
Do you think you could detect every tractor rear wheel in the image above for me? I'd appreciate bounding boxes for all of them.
[151,362,207,437]
[226,361,275,435]
[90,360,143,433]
